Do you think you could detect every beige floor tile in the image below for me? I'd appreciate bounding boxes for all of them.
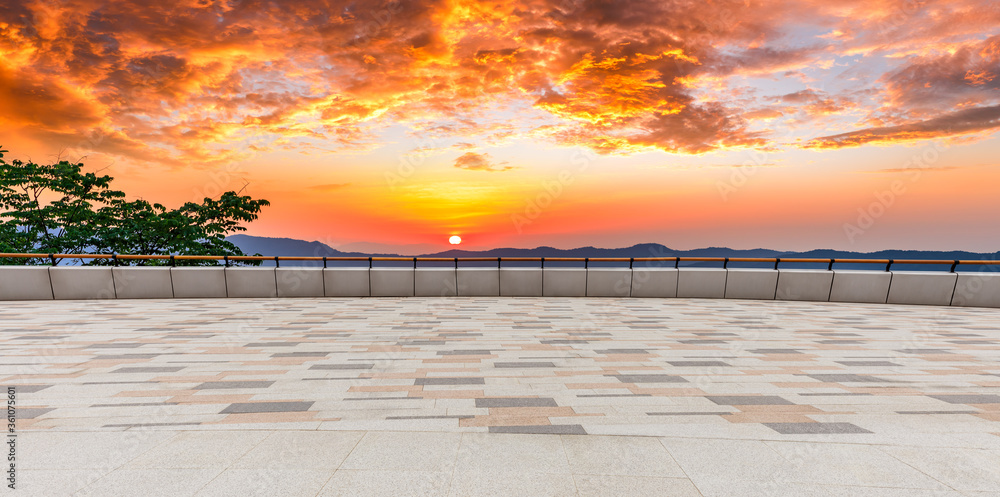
[230,431,365,469]
[125,431,269,469]
[318,470,452,497]
[574,475,702,497]
[455,432,570,474]
[339,431,461,472]
[562,435,686,478]
[879,446,1000,492]
[447,470,577,497]
[195,468,333,497]
[13,470,106,497]
[81,468,222,497]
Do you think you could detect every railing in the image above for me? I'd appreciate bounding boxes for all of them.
[1,253,998,272]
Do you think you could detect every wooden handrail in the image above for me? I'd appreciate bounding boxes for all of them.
[1,253,997,268]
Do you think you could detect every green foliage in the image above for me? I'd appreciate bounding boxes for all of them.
[0,147,269,265]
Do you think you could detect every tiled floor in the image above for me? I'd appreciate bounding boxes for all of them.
[3,297,1000,495]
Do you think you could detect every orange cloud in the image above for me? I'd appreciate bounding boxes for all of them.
[802,104,1000,148]
[1,0,998,164]
[453,151,513,172]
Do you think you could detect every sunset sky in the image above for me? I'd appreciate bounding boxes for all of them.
[2,0,999,253]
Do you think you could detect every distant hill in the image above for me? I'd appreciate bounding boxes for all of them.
[227,235,999,271]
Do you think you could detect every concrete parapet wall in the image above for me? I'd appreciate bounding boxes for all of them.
[829,271,890,304]
[370,268,414,297]
[725,269,778,300]
[630,268,677,298]
[0,267,53,300]
[887,271,957,306]
[415,268,457,297]
[677,268,727,298]
[50,267,116,300]
[113,267,173,299]
[776,270,833,302]
[324,268,370,297]
[171,267,227,298]
[500,268,542,296]
[457,268,499,296]
[543,268,587,297]
[586,268,632,297]
[951,272,1000,308]
[4,263,1000,308]
[225,268,278,298]
[276,268,325,298]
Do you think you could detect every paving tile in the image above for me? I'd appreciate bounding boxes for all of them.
[455,433,570,473]
[195,381,275,390]
[8,384,53,393]
[126,431,269,469]
[415,377,485,385]
[880,446,1000,492]
[272,352,330,357]
[764,422,872,434]
[111,367,187,373]
[806,374,892,383]
[448,470,577,497]
[17,407,55,419]
[488,425,586,435]
[574,475,702,497]
[231,431,364,469]
[82,468,222,497]
[608,374,688,383]
[339,432,461,472]
[764,440,954,489]
[475,397,558,408]
[195,468,332,497]
[319,470,452,497]
[310,364,374,370]
[666,361,732,367]
[14,470,108,496]
[563,435,686,477]
[493,362,555,368]
[220,401,314,414]
[928,394,1000,404]
[834,361,901,366]
[706,396,794,405]
[18,431,175,470]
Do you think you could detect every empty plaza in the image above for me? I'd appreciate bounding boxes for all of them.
[4,297,1000,496]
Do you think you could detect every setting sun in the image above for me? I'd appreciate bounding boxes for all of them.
[449,236,462,245]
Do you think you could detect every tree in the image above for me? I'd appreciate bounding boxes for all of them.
[0,147,269,265]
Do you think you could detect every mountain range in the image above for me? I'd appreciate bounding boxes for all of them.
[226,235,999,272]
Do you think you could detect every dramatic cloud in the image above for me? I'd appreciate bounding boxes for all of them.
[452,152,513,172]
[1,0,999,164]
[803,104,1000,148]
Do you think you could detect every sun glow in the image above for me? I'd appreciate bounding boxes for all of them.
[449,235,462,245]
